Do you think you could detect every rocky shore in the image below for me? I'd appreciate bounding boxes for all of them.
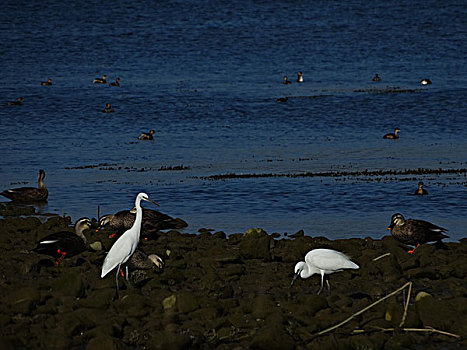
[0,205,465,350]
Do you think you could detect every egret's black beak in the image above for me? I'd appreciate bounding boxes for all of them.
[145,197,160,207]
[290,272,300,288]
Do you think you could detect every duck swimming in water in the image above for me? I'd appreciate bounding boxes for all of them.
[109,77,120,87]
[387,213,448,254]
[8,97,24,105]
[99,207,188,239]
[1,169,48,202]
[414,181,428,196]
[33,218,93,265]
[138,130,155,140]
[41,78,53,86]
[283,76,292,84]
[372,74,382,82]
[383,127,400,139]
[297,72,303,83]
[93,75,107,84]
[420,78,432,85]
[101,103,114,113]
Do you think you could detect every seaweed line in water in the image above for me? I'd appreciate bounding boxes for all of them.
[200,168,467,180]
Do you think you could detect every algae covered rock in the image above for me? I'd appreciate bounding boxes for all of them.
[240,228,271,261]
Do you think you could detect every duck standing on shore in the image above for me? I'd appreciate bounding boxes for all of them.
[33,218,93,265]
[99,207,188,239]
[1,169,48,202]
[383,127,400,139]
[387,213,448,254]
[291,248,359,294]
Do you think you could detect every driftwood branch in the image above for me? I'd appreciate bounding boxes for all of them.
[317,282,412,336]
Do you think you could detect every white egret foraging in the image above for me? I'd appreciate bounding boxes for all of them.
[291,248,359,294]
[101,192,159,297]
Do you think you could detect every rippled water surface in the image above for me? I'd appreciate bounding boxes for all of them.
[1,0,466,240]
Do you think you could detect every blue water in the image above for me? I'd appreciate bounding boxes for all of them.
[1,0,466,240]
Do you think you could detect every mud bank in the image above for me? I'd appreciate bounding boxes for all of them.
[0,208,465,350]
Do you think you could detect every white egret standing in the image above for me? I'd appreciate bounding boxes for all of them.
[101,192,159,297]
[291,248,359,294]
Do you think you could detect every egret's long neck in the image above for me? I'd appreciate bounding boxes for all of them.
[133,198,143,240]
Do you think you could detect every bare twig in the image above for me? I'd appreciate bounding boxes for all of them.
[352,326,461,339]
[399,281,412,327]
[372,252,391,261]
[317,282,412,336]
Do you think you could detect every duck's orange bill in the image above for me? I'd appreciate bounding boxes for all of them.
[387,227,391,230]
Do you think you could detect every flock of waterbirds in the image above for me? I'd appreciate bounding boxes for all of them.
[1,165,450,298]
[7,75,154,141]
[3,71,446,298]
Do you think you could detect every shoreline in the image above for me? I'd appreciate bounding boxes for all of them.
[0,209,465,350]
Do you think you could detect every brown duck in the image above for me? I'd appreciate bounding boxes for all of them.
[414,182,428,195]
[98,208,188,239]
[383,127,400,139]
[387,213,448,253]
[1,169,48,202]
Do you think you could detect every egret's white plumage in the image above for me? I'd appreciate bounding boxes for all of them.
[291,248,359,294]
[101,192,159,296]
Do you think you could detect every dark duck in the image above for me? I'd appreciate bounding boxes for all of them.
[1,169,48,202]
[109,77,120,87]
[93,75,107,84]
[414,181,428,196]
[8,97,24,105]
[33,218,93,265]
[41,78,53,86]
[387,213,448,254]
[138,130,155,140]
[101,103,114,113]
[98,208,188,239]
[283,76,292,84]
[372,74,382,82]
[383,127,400,139]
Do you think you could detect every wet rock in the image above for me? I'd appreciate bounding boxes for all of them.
[176,292,200,313]
[5,286,40,314]
[51,270,85,298]
[295,294,329,316]
[250,312,295,350]
[147,331,192,350]
[86,335,123,350]
[415,292,460,332]
[240,228,271,261]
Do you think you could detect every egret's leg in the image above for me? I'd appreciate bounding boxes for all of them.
[115,263,121,298]
[326,278,331,295]
[317,273,324,295]
[125,265,130,283]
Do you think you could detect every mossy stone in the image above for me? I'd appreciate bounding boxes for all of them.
[51,270,85,298]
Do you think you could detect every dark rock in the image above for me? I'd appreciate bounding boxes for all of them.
[176,292,200,313]
[239,228,271,261]
[51,270,85,298]
[86,335,123,350]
